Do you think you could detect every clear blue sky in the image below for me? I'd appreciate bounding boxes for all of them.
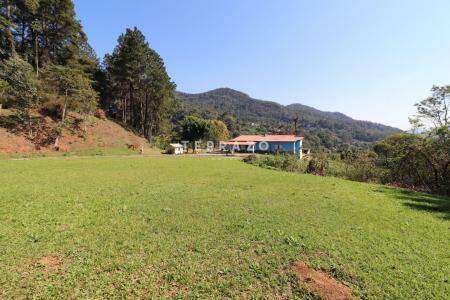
[74,0,450,129]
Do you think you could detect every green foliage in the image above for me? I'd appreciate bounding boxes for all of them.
[341,150,380,182]
[180,115,230,147]
[415,85,449,129]
[41,64,98,118]
[245,154,307,172]
[104,27,176,139]
[181,115,209,142]
[0,57,38,113]
[374,133,450,195]
[306,152,330,176]
[0,78,10,102]
[152,135,171,150]
[1,0,95,67]
[206,119,230,142]
[246,150,382,184]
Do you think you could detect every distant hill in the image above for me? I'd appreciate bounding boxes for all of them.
[176,88,402,149]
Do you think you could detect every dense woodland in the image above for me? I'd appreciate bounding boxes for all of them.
[0,0,178,146]
[1,1,448,194]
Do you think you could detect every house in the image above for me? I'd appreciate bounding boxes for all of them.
[222,135,304,157]
[166,143,184,155]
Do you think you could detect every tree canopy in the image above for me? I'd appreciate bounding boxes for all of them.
[104,27,176,140]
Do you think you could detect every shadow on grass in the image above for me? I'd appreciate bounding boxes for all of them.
[373,187,450,220]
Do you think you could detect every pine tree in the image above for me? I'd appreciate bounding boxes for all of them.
[105,27,176,140]
[1,0,96,70]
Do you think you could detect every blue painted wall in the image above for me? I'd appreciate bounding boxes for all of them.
[255,140,302,154]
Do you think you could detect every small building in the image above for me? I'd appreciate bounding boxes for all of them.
[222,135,304,157]
[166,143,184,155]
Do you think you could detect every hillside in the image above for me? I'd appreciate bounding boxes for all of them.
[177,88,402,149]
[0,110,149,155]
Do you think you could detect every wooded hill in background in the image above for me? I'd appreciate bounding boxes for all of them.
[177,88,402,150]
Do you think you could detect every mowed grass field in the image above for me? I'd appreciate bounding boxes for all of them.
[0,156,449,298]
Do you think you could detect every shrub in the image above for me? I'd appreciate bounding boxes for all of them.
[306,152,329,176]
[243,154,257,163]
[244,154,306,172]
[342,150,380,182]
[153,135,171,150]
[374,132,450,195]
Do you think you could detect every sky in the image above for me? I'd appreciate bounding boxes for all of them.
[74,0,450,130]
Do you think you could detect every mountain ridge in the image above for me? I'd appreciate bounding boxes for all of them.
[176,88,402,149]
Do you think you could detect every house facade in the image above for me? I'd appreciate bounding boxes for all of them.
[222,135,304,157]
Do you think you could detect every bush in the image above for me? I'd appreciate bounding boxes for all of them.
[374,132,450,195]
[244,154,307,172]
[306,152,329,176]
[153,135,171,150]
[243,154,257,163]
[341,150,380,182]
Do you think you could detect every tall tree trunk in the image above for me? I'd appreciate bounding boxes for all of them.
[140,95,145,135]
[20,20,25,53]
[5,0,17,57]
[34,34,39,76]
[129,82,134,127]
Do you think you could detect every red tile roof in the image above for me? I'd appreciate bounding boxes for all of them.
[229,135,304,142]
[221,141,257,146]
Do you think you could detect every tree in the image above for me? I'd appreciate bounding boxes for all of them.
[408,116,423,134]
[0,56,38,113]
[1,0,95,70]
[415,85,449,129]
[181,115,209,143]
[41,64,98,147]
[0,0,17,57]
[0,57,38,136]
[104,27,176,140]
[206,119,229,143]
[374,133,449,195]
[220,113,238,136]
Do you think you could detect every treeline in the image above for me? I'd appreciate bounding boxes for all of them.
[246,87,450,195]
[0,0,179,147]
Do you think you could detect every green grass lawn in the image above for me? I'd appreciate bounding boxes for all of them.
[0,156,448,298]
[0,146,162,160]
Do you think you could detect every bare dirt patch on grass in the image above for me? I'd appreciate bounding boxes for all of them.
[294,261,358,300]
[0,110,148,154]
[38,255,63,273]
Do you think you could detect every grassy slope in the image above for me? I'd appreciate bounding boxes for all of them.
[0,157,448,298]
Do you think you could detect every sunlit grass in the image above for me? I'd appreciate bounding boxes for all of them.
[0,156,448,298]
